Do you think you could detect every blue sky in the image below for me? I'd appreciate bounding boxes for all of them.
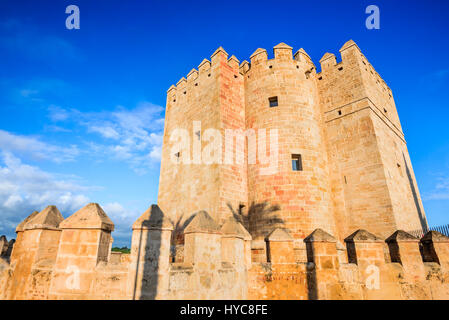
[0,0,448,246]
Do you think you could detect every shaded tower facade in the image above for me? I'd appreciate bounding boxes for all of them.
[317,40,427,239]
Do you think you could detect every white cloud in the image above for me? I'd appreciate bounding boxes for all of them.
[149,145,162,160]
[0,152,92,238]
[423,176,449,201]
[102,202,142,246]
[0,152,140,246]
[0,129,79,163]
[89,125,120,140]
[48,105,70,122]
[44,125,72,133]
[20,89,39,98]
[47,101,165,174]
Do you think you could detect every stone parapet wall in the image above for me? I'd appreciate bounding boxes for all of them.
[1,203,448,300]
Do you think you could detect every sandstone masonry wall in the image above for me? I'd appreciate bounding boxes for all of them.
[0,204,447,300]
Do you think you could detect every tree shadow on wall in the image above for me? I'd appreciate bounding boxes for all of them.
[170,213,197,262]
[132,209,199,299]
[227,202,286,239]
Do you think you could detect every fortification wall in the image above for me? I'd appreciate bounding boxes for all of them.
[0,203,448,300]
[0,204,249,300]
[0,41,435,300]
[247,228,449,300]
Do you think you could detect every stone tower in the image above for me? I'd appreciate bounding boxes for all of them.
[157,40,427,246]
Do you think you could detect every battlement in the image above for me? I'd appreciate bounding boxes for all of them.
[317,39,390,91]
[0,235,14,261]
[0,202,446,300]
[167,42,317,95]
[167,46,241,95]
[316,41,394,124]
[167,41,394,107]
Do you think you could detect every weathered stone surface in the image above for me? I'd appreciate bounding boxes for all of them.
[345,229,383,243]
[16,211,39,232]
[265,228,293,242]
[24,206,63,230]
[59,203,114,231]
[132,204,173,230]
[386,230,419,243]
[184,211,221,235]
[304,228,337,243]
[220,217,249,239]
[319,52,336,62]
[422,231,449,243]
[339,39,358,51]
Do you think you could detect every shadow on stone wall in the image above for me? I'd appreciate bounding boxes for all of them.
[305,241,318,300]
[403,153,428,233]
[227,202,285,239]
[132,206,164,300]
[170,214,196,262]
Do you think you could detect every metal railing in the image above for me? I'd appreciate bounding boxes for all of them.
[407,224,449,239]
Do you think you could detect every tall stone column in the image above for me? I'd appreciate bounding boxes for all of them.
[8,206,63,300]
[265,228,295,264]
[385,230,425,282]
[304,229,340,300]
[420,231,449,270]
[128,205,173,300]
[49,203,114,299]
[345,229,385,299]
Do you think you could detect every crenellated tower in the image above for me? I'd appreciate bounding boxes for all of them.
[242,43,336,243]
[158,40,428,247]
[317,40,427,239]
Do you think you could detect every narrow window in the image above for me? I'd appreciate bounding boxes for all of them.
[397,163,403,177]
[292,154,303,171]
[338,110,342,116]
[383,108,388,113]
[269,96,278,108]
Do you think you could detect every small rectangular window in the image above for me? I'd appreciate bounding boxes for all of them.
[292,154,303,171]
[269,97,278,108]
[397,163,403,177]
